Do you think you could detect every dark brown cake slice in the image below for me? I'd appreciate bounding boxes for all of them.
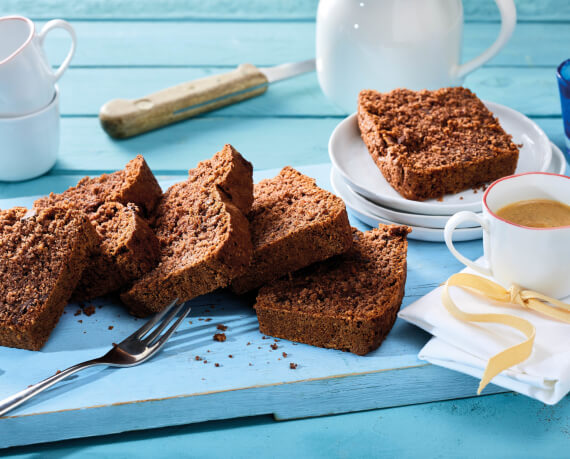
[34,155,162,300]
[121,144,254,317]
[231,167,352,294]
[0,207,98,350]
[255,225,410,355]
[73,202,161,301]
[34,154,162,215]
[358,87,519,201]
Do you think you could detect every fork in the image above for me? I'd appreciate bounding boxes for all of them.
[0,299,191,417]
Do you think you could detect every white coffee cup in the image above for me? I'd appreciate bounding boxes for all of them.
[0,86,60,182]
[0,16,76,115]
[316,0,517,112]
[444,173,570,299]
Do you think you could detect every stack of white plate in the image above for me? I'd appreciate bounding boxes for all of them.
[329,102,567,242]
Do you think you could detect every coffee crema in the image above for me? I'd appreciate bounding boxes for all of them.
[496,199,570,228]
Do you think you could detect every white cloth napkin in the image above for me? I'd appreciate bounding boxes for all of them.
[398,260,570,404]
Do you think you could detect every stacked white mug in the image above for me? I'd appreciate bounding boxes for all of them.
[0,16,76,181]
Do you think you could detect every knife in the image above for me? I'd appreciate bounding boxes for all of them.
[99,58,316,139]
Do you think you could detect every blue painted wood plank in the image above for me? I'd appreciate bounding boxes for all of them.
[0,116,564,187]
[29,22,570,68]
[0,165,506,448]
[1,0,568,22]
[54,67,564,118]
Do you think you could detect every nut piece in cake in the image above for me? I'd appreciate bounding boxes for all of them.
[357,87,519,201]
[231,167,352,294]
[255,225,410,356]
[0,207,98,350]
[121,144,254,317]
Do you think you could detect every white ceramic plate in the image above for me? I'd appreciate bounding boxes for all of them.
[329,101,552,216]
[330,167,483,242]
[335,141,566,229]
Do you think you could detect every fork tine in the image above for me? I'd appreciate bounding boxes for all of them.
[123,298,179,342]
[142,300,187,345]
[149,303,192,350]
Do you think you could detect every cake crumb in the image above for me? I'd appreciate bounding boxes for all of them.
[203,360,208,364]
[189,320,193,324]
[213,333,226,342]
[247,342,251,346]
[74,309,82,316]
[262,336,268,340]
[459,196,464,200]
[112,342,118,347]
[215,363,220,367]
[282,352,288,358]
[228,354,233,358]
[436,197,443,202]
[108,325,114,330]
[216,324,228,331]
[195,356,202,361]
[56,370,62,375]
[205,318,212,322]
[78,320,83,324]
[83,305,96,316]
[290,363,298,370]
[270,343,278,350]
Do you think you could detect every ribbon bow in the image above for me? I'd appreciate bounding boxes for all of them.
[441,273,570,394]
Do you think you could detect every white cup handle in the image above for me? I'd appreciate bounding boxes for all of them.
[38,19,77,82]
[453,0,517,79]
[444,211,492,276]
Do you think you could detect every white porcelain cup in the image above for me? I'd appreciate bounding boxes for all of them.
[0,86,59,182]
[0,16,76,115]
[316,0,517,112]
[444,173,570,299]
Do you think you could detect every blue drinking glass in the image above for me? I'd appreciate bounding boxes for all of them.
[556,59,570,162]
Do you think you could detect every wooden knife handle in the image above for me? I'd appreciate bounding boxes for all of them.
[99,63,268,139]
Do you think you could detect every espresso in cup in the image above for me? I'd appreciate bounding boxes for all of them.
[496,199,570,228]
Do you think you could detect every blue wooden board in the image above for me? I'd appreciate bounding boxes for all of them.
[0,164,507,448]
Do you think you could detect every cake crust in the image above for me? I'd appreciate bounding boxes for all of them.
[358,87,519,201]
[231,167,353,294]
[255,225,410,355]
[0,207,98,350]
[121,144,254,316]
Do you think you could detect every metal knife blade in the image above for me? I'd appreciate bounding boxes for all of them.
[259,58,316,83]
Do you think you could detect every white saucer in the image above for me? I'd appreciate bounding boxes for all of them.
[329,101,552,216]
[550,141,569,175]
[330,167,484,242]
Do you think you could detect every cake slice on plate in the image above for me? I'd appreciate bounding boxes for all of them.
[121,144,254,316]
[255,225,410,355]
[0,207,98,350]
[358,87,519,201]
[231,166,352,294]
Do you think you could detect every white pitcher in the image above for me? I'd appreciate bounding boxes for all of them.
[316,0,516,112]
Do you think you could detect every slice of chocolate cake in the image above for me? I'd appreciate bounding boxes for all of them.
[0,207,98,350]
[255,225,410,355]
[358,87,519,201]
[121,144,254,317]
[231,167,352,294]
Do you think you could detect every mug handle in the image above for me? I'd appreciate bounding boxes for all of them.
[444,211,492,276]
[38,19,77,82]
[453,0,517,79]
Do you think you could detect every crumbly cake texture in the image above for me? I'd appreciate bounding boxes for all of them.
[357,87,519,201]
[121,144,254,317]
[255,225,410,356]
[231,167,353,294]
[0,207,98,350]
[34,155,162,300]
[34,155,162,215]
[73,202,161,301]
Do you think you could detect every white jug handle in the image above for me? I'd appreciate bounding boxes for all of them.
[38,19,77,82]
[444,211,492,276]
[454,0,516,79]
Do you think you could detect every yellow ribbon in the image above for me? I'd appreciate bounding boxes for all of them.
[441,273,570,394]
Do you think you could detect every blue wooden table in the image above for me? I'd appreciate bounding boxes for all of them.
[1,1,569,456]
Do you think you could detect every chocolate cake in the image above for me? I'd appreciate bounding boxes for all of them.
[34,155,163,300]
[34,155,162,215]
[121,144,254,317]
[231,167,352,294]
[73,202,160,301]
[0,207,98,350]
[358,87,519,201]
[255,225,410,355]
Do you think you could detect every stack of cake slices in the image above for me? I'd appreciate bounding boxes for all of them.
[329,87,558,242]
[0,145,411,356]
